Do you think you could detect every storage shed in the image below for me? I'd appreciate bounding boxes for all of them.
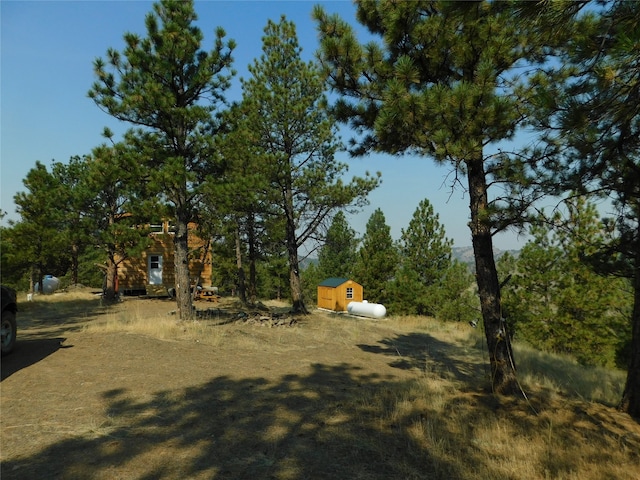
[317,278,363,312]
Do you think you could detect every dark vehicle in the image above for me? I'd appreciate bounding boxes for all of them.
[1,285,17,354]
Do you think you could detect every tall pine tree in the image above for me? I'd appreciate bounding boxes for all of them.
[391,198,475,320]
[314,0,579,393]
[12,162,72,292]
[317,211,358,279]
[82,142,153,300]
[399,198,452,288]
[354,208,397,305]
[238,16,379,313]
[528,0,640,418]
[89,0,235,319]
[205,104,275,306]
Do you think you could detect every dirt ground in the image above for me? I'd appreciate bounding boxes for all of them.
[2,292,639,480]
[0,293,443,480]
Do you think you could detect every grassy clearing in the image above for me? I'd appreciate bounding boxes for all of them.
[365,370,638,480]
[10,289,640,480]
[17,288,102,313]
[514,342,626,406]
[84,300,229,347]
[87,302,638,478]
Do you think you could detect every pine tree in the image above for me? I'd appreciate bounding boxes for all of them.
[354,208,397,305]
[82,142,153,300]
[429,260,478,323]
[525,0,640,419]
[89,0,235,319]
[399,199,452,284]
[12,162,72,292]
[391,198,451,316]
[314,0,579,394]
[317,211,358,280]
[501,198,632,368]
[391,198,476,319]
[51,156,93,286]
[387,266,426,316]
[205,104,275,306]
[238,16,380,313]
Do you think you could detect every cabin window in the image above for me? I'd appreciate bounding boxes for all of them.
[167,222,176,234]
[150,224,163,234]
[346,287,353,299]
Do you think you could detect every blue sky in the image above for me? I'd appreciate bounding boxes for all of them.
[1,0,530,250]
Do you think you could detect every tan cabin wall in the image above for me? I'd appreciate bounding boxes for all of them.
[117,221,213,292]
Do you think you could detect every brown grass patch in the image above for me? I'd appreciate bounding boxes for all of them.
[1,289,638,479]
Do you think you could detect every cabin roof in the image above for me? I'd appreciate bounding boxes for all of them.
[318,277,351,288]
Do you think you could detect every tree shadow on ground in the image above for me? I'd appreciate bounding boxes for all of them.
[0,362,508,480]
[16,297,108,338]
[2,297,108,380]
[1,337,69,381]
[358,332,488,386]
[3,339,638,479]
[358,332,640,477]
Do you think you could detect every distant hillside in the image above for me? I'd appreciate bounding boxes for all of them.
[299,257,318,271]
[452,246,519,269]
[302,248,518,272]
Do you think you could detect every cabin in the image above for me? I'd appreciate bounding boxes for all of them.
[117,220,213,296]
[317,278,363,312]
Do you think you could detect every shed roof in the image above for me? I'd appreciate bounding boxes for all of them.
[318,277,350,288]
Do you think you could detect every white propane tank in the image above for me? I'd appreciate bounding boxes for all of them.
[347,301,386,319]
[35,275,60,294]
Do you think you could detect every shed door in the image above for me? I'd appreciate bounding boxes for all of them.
[148,255,163,285]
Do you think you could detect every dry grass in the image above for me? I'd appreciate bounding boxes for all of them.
[84,300,230,347]
[5,289,640,480]
[514,343,626,406]
[85,302,639,479]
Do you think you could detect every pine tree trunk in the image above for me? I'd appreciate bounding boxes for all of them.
[619,231,640,420]
[467,154,518,395]
[29,266,35,294]
[235,223,247,305]
[284,211,306,314]
[71,243,79,285]
[35,265,43,295]
[174,215,193,320]
[283,180,307,314]
[103,212,117,301]
[288,246,307,314]
[103,257,118,301]
[247,214,258,303]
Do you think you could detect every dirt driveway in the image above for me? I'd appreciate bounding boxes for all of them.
[1,294,467,480]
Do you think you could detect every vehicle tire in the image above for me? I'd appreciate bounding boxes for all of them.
[1,309,17,355]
